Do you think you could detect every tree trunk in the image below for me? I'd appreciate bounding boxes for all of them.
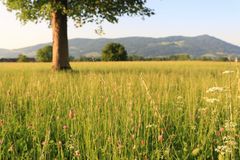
[51,10,71,71]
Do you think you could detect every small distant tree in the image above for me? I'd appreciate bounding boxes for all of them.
[200,56,213,61]
[128,54,144,61]
[218,56,229,62]
[102,43,127,61]
[36,46,52,62]
[169,54,191,61]
[69,56,75,62]
[17,54,28,62]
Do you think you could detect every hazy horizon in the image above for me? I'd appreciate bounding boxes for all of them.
[0,0,240,49]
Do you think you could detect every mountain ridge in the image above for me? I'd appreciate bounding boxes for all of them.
[1,35,240,58]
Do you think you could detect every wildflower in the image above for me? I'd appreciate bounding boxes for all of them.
[215,135,237,155]
[198,107,208,114]
[223,136,237,146]
[215,145,228,155]
[222,70,234,74]
[216,131,221,137]
[216,127,225,136]
[204,97,219,103]
[74,150,80,157]
[224,121,237,131]
[63,125,68,130]
[206,87,224,93]
[220,127,225,132]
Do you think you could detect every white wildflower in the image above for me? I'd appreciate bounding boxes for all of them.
[215,142,236,155]
[215,145,233,155]
[216,125,237,155]
[215,145,227,155]
[198,107,207,113]
[204,97,219,103]
[223,136,237,146]
[206,87,224,93]
[224,120,237,131]
[74,150,80,157]
[222,70,234,75]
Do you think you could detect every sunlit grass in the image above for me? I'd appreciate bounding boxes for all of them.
[0,61,239,159]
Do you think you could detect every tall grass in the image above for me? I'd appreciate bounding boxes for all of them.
[0,61,239,159]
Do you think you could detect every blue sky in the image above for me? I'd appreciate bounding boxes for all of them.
[0,0,239,49]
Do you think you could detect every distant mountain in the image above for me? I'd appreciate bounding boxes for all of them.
[1,35,240,58]
[0,49,18,58]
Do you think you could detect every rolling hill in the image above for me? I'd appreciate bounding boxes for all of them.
[1,35,240,58]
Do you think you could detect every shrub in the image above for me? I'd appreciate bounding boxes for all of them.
[17,54,28,62]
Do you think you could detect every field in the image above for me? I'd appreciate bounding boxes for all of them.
[0,61,239,159]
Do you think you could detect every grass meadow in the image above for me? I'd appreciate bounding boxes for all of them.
[0,61,239,159]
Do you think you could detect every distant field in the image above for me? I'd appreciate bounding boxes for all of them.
[0,62,239,159]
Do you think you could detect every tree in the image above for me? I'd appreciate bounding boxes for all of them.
[2,0,154,70]
[102,43,127,61]
[36,45,52,62]
[69,56,75,62]
[17,54,28,62]
[169,54,191,61]
[128,54,144,61]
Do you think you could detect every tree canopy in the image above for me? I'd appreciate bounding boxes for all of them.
[17,54,28,62]
[102,43,127,61]
[2,0,154,25]
[36,45,52,62]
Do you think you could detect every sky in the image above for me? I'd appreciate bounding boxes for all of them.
[0,0,239,49]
